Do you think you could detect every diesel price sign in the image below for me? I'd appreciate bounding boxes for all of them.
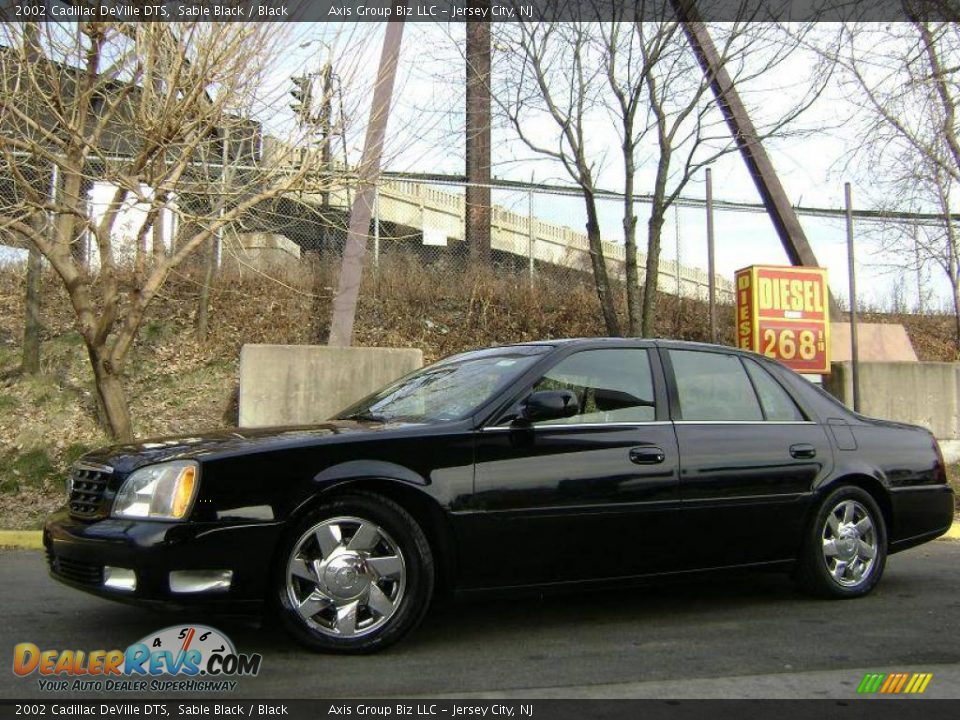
[735,265,831,374]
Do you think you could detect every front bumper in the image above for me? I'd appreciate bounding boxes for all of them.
[43,508,284,611]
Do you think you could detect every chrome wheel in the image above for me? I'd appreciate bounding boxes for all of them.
[821,499,878,587]
[286,516,406,638]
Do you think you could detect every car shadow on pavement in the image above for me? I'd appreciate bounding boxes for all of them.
[90,568,816,654]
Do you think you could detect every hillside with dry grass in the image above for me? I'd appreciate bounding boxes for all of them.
[0,260,957,528]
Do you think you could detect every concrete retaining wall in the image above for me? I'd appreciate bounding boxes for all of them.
[825,361,960,461]
[239,345,423,428]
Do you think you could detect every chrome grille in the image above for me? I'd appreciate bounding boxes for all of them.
[68,464,112,518]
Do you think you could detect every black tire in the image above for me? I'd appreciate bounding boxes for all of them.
[274,492,434,653]
[796,485,887,599]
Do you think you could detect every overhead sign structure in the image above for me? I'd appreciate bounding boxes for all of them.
[735,265,831,374]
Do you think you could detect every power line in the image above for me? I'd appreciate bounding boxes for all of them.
[377,170,960,226]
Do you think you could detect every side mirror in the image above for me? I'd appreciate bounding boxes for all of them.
[521,389,580,423]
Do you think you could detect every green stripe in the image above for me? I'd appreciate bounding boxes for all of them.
[857,673,884,693]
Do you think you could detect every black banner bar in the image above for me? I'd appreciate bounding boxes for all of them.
[0,0,953,23]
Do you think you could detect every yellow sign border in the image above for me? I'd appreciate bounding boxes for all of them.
[736,265,831,374]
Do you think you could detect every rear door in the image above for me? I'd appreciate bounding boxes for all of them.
[459,346,681,589]
[663,348,833,569]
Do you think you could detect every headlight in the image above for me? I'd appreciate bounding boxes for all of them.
[112,461,199,520]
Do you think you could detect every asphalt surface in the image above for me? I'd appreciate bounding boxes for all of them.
[2,542,959,699]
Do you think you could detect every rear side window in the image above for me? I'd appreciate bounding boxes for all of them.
[669,350,762,421]
[743,359,805,421]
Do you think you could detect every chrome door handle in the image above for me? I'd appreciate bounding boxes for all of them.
[790,443,817,459]
[629,447,665,465]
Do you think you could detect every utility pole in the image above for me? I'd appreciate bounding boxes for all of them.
[313,63,334,259]
[328,19,406,347]
[465,9,492,266]
[672,0,840,317]
[319,63,333,219]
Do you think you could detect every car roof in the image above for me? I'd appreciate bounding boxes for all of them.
[501,337,763,357]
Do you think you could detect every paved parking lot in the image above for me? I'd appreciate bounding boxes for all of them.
[2,542,959,698]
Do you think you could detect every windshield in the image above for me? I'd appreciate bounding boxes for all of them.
[336,346,549,423]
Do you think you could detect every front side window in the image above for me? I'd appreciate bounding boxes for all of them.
[669,350,763,422]
[337,347,548,423]
[530,349,656,424]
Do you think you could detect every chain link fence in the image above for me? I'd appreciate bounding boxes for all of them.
[361,178,735,302]
[207,176,734,304]
[7,169,947,314]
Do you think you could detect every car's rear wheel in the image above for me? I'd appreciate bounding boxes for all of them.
[275,492,434,653]
[797,485,887,598]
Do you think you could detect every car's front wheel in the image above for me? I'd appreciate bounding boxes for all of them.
[275,492,434,653]
[797,485,887,598]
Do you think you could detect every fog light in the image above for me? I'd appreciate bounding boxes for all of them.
[103,567,136,592]
[169,570,233,594]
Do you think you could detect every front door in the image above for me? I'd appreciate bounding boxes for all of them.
[459,347,681,589]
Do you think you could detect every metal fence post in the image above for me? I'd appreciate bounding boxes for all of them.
[706,167,717,343]
[913,222,923,313]
[373,184,380,274]
[527,189,535,286]
[845,182,861,413]
[674,204,681,296]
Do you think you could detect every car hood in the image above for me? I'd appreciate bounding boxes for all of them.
[79,420,417,474]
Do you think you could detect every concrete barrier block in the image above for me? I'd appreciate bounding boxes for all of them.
[239,345,423,428]
[829,323,917,362]
[827,361,958,439]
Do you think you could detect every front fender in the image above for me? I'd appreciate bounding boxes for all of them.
[313,460,429,488]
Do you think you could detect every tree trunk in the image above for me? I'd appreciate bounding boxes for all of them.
[309,250,330,344]
[196,235,217,339]
[22,243,42,374]
[152,202,166,262]
[641,207,666,338]
[86,345,134,442]
[953,283,960,349]
[466,17,492,267]
[584,193,621,336]
[946,211,959,348]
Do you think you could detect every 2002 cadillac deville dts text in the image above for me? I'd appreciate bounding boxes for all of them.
[44,339,955,652]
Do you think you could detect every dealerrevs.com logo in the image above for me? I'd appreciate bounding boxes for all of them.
[13,625,262,692]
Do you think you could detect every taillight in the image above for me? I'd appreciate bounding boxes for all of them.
[932,436,948,485]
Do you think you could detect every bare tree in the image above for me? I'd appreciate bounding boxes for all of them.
[866,149,960,340]
[829,16,960,339]
[494,21,622,336]
[836,18,960,185]
[0,22,331,441]
[617,17,828,335]
[498,11,827,336]
[920,166,960,341]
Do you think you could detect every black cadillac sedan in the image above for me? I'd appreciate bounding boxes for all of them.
[45,339,955,653]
